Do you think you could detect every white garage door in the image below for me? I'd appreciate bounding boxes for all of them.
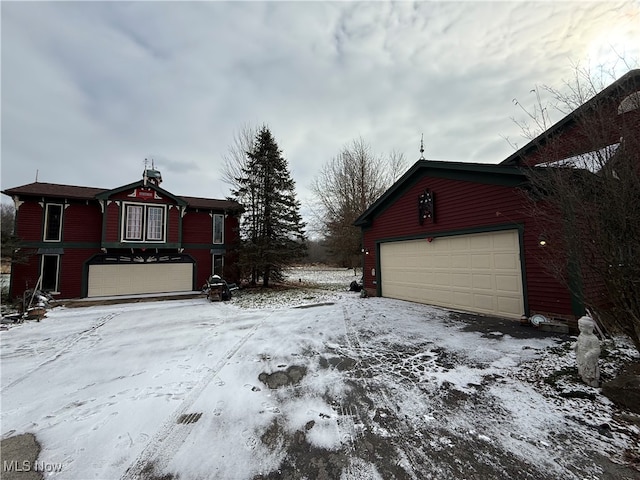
[87,263,193,297]
[380,230,524,319]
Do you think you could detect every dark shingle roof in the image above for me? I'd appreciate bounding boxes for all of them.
[2,182,242,212]
[179,196,242,212]
[2,182,107,199]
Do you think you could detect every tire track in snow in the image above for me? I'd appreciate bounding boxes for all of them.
[119,311,272,480]
[1,311,122,394]
[339,304,381,479]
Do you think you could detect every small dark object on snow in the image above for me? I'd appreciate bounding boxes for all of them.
[349,280,362,292]
[202,275,236,302]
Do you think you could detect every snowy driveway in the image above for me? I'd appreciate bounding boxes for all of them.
[1,292,639,479]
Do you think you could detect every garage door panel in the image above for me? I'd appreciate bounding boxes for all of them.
[471,254,492,269]
[498,297,522,317]
[380,230,524,319]
[426,288,452,304]
[496,275,521,293]
[469,235,492,250]
[472,273,493,290]
[472,295,494,313]
[493,233,518,249]
[88,263,193,297]
[431,255,451,268]
[451,255,470,268]
[450,238,469,251]
[452,273,471,288]
[494,253,518,269]
[452,292,473,309]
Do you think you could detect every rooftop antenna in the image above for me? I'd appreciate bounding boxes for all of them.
[419,134,425,160]
[35,169,39,182]
[143,158,149,186]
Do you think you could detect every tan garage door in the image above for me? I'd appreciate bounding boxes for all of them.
[87,263,193,297]
[380,230,524,319]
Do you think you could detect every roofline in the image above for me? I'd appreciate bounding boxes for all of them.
[1,182,107,200]
[95,180,188,206]
[2,181,240,210]
[500,68,640,166]
[353,159,524,227]
[179,195,244,212]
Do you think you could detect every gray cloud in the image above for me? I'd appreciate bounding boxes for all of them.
[2,1,639,216]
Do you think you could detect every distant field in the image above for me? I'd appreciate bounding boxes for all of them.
[284,265,360,288]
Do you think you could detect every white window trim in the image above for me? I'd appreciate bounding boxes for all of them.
[43,203,63,242]
[41,254,60,293]
[121,202,167,243]
[213,213,224,244]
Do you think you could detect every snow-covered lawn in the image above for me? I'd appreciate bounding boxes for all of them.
[1,269,639,479]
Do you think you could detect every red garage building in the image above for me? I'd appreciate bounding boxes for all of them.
[3,168,242,300]
[355,69,639,326]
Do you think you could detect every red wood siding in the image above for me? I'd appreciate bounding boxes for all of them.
[8,250,40,299]
[104,202,120,243]
[182,211,212,244]
[225,215,240,245]
[59,248,101,298]
[168,206,180,243]
[363,174,573,317]
[15,202,43,241]
[185,249,212,289]
[63,203,102,243]
[8,248,99,299]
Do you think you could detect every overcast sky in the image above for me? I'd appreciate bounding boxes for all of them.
[2,1,639,226]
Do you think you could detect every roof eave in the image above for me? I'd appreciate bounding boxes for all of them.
[96,180,188,207]
[353,160,526,227]
[500,68,640,166]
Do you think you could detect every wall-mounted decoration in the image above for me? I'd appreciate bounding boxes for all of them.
[128,188,163,200]
[418,189,435,225]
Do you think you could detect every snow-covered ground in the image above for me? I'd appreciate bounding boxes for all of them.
[1,268,639,479]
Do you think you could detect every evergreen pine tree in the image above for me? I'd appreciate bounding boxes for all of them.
[232,126,306,287]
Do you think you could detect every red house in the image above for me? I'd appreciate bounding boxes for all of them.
[2,168,242,300]
[355,69,639,326]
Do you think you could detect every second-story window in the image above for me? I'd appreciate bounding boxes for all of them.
[125,205,143,240]
[123,203,166,242]
[44,204,63,242]
[213,214,224,244]
[147,207,164,241]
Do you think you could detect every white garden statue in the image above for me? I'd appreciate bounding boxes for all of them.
[574,316,601,387]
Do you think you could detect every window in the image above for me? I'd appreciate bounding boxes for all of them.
[146,207,164,241]
[123,203,166,242]
[213,214,224,244]
[125,205,143,240]
[41,254,60,292]
[213,254,224,276]
[44,204,63,241]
